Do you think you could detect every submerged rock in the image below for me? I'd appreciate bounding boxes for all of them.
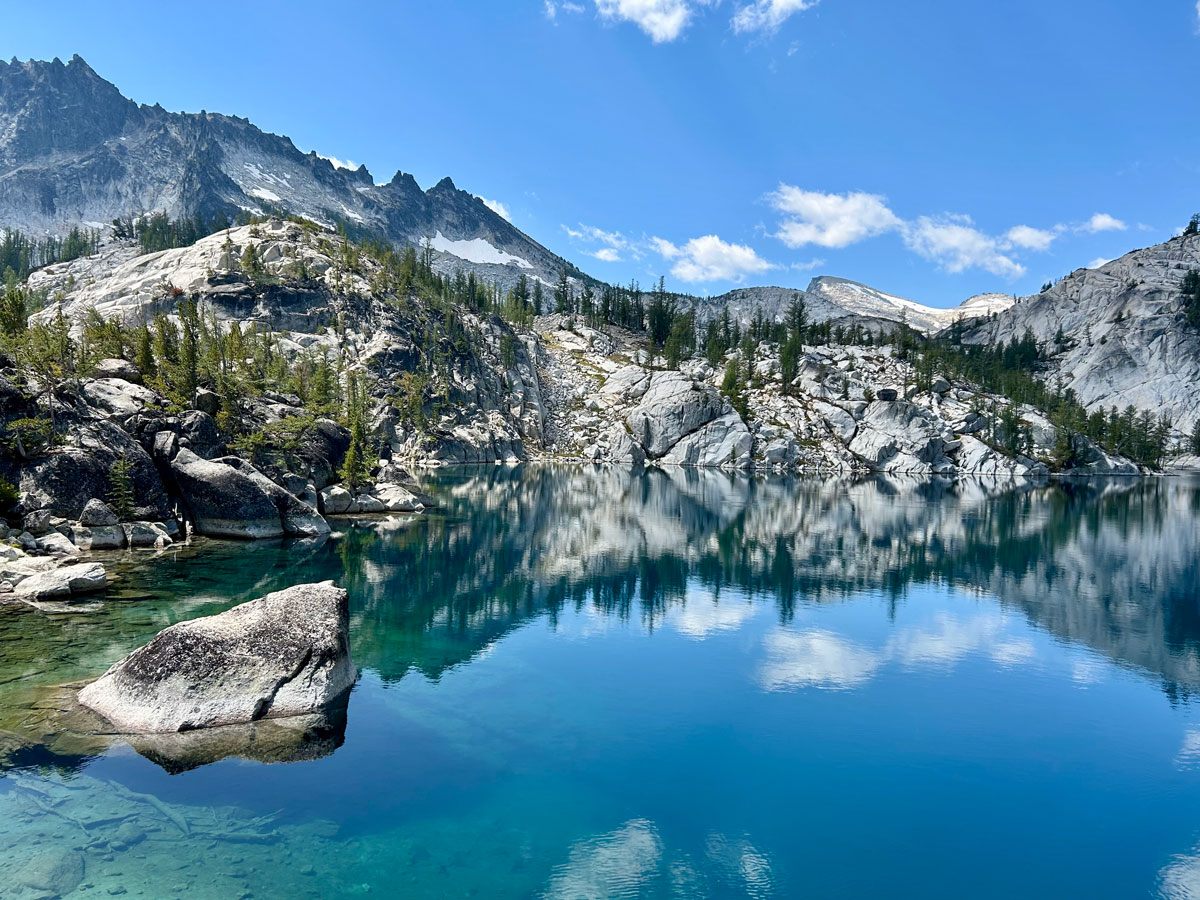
[78,581,356,733]
[14,847,84,898]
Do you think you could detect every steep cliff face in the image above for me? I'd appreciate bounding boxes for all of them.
[960,233,1200,433]
[0,57,579,291]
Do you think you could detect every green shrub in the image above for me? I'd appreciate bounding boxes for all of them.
[0,476,18,510]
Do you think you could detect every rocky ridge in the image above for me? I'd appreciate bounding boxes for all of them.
[960,233,1200,436]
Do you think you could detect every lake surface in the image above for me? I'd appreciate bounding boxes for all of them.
[2,468,1200,899]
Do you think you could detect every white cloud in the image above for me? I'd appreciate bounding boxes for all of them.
[565,223,628,248]
[654,234,776,283]
[1087,257,1113,270]
[768,184,1134,280]
[759,629,883,691]
[479,196,511,221]
[1003,224,1057,252]
[732,0,818,34]
[770,186,903,249]
[594,0,696,42]
[546,0,584,18]
[318,154,358,171]
[545,820,663,900]
[1196,0,1200,30]
[1083,212,1127,233]
[565,222,641,261]
[650,236,680,258]
[901,215,1026,279]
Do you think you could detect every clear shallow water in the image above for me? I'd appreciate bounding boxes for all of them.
[2,469,1200,898]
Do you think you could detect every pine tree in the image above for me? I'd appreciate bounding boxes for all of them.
[721,357,748,419]
[107,458,137,521]
[1191,419,1200,456]
[339,372,372,493]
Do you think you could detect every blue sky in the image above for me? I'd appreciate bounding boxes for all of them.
[5,1,1200,306]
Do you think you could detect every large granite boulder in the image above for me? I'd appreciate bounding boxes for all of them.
[659,411,752,467]
[625,372,726,460]
[216,456,331,536]
[80,377,161,420]
[168,449,329,538]
[849,400,956,474]
[78,581,356,733]
[79,498,118,526]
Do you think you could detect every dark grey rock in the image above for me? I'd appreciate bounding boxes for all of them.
[79,498,118,526]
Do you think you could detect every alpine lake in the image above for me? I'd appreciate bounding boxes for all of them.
[2,466,1199,899]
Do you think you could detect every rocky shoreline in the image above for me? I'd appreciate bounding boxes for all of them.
[0,219,1177,612]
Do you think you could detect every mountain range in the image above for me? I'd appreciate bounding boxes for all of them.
[2,55,1014,333]
[2,55,1198,437]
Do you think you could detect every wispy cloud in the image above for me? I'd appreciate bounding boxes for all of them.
[545,0,585,20]
[903,215,1026,279]
[318,154,358,171]
[768,183,1128,280]
[1003,224,1057,252]
[588,0,813,42]
[563,222,640,262]
[594,0,698,42]
[732,0,819,35]
[790,257,826,271]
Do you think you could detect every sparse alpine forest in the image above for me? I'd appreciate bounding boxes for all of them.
[1,47,1200,900]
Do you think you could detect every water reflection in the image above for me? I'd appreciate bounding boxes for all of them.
[0,469,1198,773]
[341,468,1200,696]
[0,468,1196,898]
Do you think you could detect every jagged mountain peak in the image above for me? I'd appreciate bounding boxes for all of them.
[0,56,574,289]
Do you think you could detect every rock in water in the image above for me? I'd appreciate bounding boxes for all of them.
[15,848,84,897]
[13,562,107,599]
[78,582,356,733]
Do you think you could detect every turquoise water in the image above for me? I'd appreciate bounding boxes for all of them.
[2,468,1200,898]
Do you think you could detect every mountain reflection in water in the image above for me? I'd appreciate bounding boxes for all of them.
[2,468,1199,775]
[1,468,1199,899]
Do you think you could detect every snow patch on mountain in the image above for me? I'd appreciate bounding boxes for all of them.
[807,277,1014,334]
[430,232,533,269]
